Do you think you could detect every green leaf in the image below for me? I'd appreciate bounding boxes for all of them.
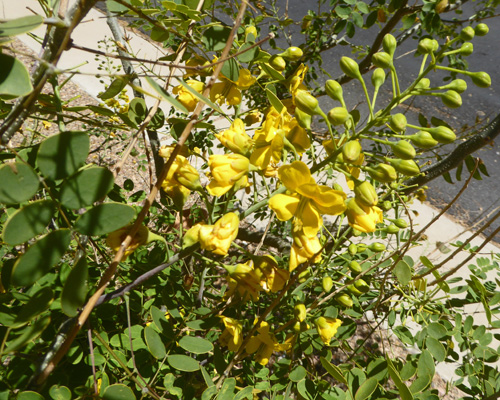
[394,261,412,286]
[107,0,131,14]
[0,15,43,37]
[202,386,217,400]
[233,386,253,400]
[289,365,307,382]
[161,0,201,20]
[217,378,236,400]
[11,287,53,328]
[409,374,432,394]
[74,203,135,236]
[0,162,39,204]
[221,58,239,82]
[266,87,284,113]
[386,358,413,400]
[297,379,316,400]
[2,200,55,245]
[356,2,370,14]
[60,166,114,209]
[427,322,447,339]
[167,354,200,371]
[61,257,88,317]
[0,54,33,99]
[201,25,231,51]
[201,365,214,388]
[49,385,72,400]
[320,356,347,384]
[145,76,188,114]
[417,350,435,378]
[102,384,136,400]
[237,43,259,63]
[17,392,45,400]
[144,325,166,359]
[259,62,285,81]
[426,337,446,362]
[355,377,378,400]
[37,131,90,180]
[175,77,223,114]
[98,76,130,100]
[179,335,213,354]
[128,98,148,125]
[2,314,51,354]
[11,229,72,287]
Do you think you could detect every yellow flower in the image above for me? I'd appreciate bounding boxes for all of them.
[225,260,262,302]
[215,118,253,156]
[315,317,342,345]
[183,55,212,79]
[198,212,239,255]
[345,198,383,233]
[294,304,307,322]
[269,161,346,238]
[106,225,163,257]
[210,68,256,106]
[173,79,205,112]
[219,316,243,352]
[244,111,262,126]
[287,63,308,97]
[289,227,322,271]
[207,154,250,197]
[246,321,286,365]
[254,255,289,292]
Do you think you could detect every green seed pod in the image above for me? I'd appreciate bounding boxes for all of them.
[335,293,353,308]
[441,90,462,108]
[382,34,397,57]
[391,140,416,160]
[327,107,350,125]
[371,68,386,89]
[354,181,378,207]
[342,140,362,163]
[460,42,473,56]
[269,55,286,71]
[372,52,392,69]
[354,278,370,293]
[460,26,475,41]
[294,304,307,322]
[445,79,467,94]
[382,200,392,211]
[347,284,363,296]
[340,56,361,80]
[369,242,386,252]
[388,159,420,176]
[278,46,303,61]
[385,224,400,234]
[389,113,407,132]
[475,23,489,36]
[295,90,320,115]
[295,107,312,130]
[471,71,491,88]
[409,131,438,149]
[322,276,334,293]
[418,38,438,54]
[349,260,363,274]
[348,244,358,256]
[366,163,398,183]
[427,126,456,144]
[415,78,431,90]
[393,218,408,229]
[325,80,344,102]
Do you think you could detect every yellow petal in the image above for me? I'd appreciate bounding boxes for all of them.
[301,201,322,238]
[313,186,347,215]
[269,193,300,221]
[278,161,312,192]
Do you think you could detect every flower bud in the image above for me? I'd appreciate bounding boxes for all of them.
[393,218,408,229]
[369,242,386,252]
[294,304,307,322]
[372,52,392,69]
[354,181,378,207]
[245,26,257,41]
[325,80,344,102]
[409,131,438,149]
[279,46,303,61]
[460,26,475,41]
[389,113,407,132]
[460,42,473,56]
[415,78,431,90]
[315,317,342,345]
[327,107,350,125]
[322,276,334,292]
[427,126,456,144]
[340,57,361,80]
[385,224,400,234]
[294,90,321,115]
[418,38,438,54]
[382,34,397,57]
[347,284,363,296]
[176,165,203,191]
[441,90,462,108]
[391,140,416,160]
[295,107,312,130]
[382,200,392,211]
[366,163,398,183]
[349,260,362,274]
[348,244,358,256]
[357,243,367,252]
[371,68,386,89]
[445,79,467,93]
[269,55,286,71]
[335,293,353,308]
[475,23,489,36]
[342,140,362,163]
[354,278,370,293]
[470,71,491,88]
[182,224,202,248]
[388,159,420,176]
[298,267,312,283]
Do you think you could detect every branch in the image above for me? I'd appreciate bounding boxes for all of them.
[404,112,500,193]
